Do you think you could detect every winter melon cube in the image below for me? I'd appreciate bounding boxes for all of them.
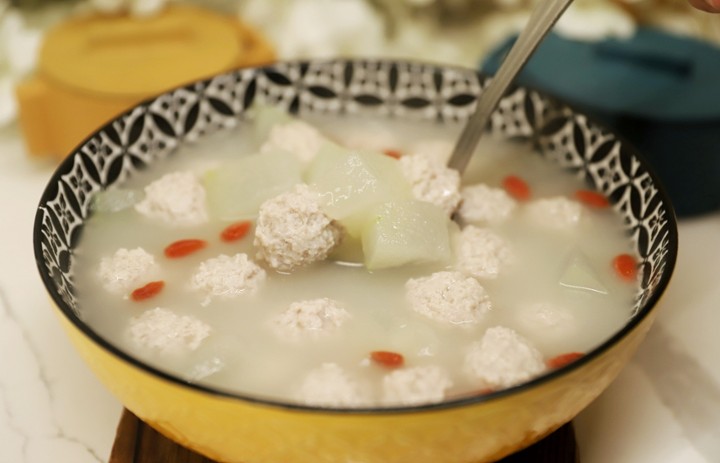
[559,251,608,295]
[250,103,294,144]
[204,149,302,220]
[329,233,364,265]
[362,199,452,270]
[306,144,411,235]
[91,188,143,213]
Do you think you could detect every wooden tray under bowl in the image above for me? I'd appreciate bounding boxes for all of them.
[110,409,580,463]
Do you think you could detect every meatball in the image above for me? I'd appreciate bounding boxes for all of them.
[260,120,328,163]
[405,271,492,325]
[464,326,546,389]
[98,247,159,295]
[254,184,343,272]
[134,171,208,226]
[127,307,211,355]
[398,154,461,215]
[458,183,516,225]
[270,298,350,340]
[525,196,583,230]
[455,226,513,280]
[382,365,453,406]
[297,363,367,408]
[190,253,266,306]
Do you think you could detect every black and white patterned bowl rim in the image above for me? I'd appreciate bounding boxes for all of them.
[34,58,678,401]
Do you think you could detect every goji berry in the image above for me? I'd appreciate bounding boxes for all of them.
[164,239,207,258]
[220,221,252,242]
[612,253,638,281]
[130,281,165,301]
[575,189,609,208]
[370,350,405,368]
[546,352,584,369]
[383,149,402,159]
[502,175,531,201]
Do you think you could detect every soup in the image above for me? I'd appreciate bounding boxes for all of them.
[74,107,637,408]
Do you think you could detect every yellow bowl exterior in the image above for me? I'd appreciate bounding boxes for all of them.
[55,301,658,463]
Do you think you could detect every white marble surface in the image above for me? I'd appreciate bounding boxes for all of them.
[1,121,719,463]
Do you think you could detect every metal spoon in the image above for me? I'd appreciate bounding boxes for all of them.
[447,0,574,175]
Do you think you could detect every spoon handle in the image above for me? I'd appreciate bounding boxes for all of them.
[447,0,574,174]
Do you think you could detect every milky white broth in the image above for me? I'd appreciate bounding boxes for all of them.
[74,114,637,405]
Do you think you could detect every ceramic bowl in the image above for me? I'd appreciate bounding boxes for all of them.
[34,58,678,463]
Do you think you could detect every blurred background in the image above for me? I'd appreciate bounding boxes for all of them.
[2,0,720,215]
[3,0,720,76]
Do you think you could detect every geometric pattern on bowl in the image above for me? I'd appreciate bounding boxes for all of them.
[35,58,676,373]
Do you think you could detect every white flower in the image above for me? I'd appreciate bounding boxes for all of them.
[88,0,169,17]
[553,0,635,42]
[240,0,386,59]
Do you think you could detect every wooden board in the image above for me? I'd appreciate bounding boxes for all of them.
[110,409,579,463]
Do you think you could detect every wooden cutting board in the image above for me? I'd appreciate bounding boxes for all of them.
[110,409,579,463]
